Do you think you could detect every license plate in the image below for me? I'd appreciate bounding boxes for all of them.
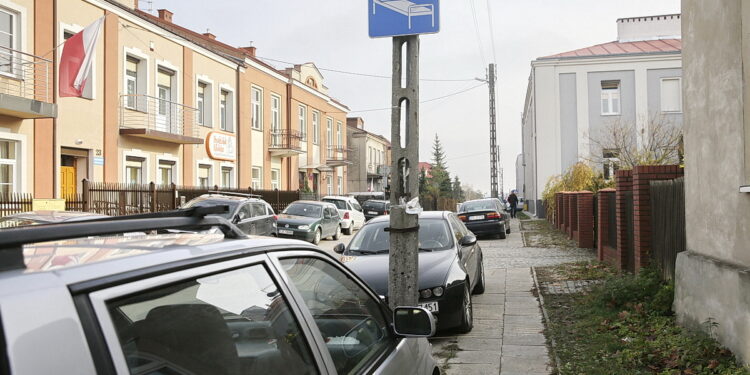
[278,229,293,235]
[418,302,439,313]
[368,211,378,215]
[469,215,484,221]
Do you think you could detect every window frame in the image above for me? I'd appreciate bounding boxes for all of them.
[221,165,234,188]
[660,77,682,113]
[123,151,148,185]
[156,158,177,186]
[271,168,280,190]
[251,86,263,131]
[270,94,281,134]
[326,118,333,158]
[252,166,262,189]
[312,110,320,144]
[600,80,621,116]
[0,138,18,194]
[298,105,307,141]
[338,175,343,195]
[197,163,212,187]
[218,85,235,132]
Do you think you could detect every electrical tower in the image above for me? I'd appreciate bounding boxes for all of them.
[488,63,499,198]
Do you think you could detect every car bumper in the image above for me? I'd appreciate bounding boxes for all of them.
[276,229,316,242]
[465,220,505,236]
[419,283,467,331]
[341,219,353,229]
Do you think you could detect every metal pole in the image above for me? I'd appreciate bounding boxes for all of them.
[388,35,420,310]
[489,63,499,198]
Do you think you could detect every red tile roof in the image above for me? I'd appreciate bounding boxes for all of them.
[540,38,681,60]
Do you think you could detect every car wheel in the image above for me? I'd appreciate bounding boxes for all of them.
[332,225,341,240]
[473,258,486,295]
[458,282,474,333]
[312,228,322,245]
[506,226,511,235]
[343,225,353,236]
[498,227,507,240]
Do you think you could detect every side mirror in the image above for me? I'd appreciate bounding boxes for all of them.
[459,234,477,246]
[334,243,346,254]
[393,307,436,337]
[232,215,241,224]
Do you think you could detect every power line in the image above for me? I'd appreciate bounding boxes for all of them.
[347,82,486,114]
[255,56,478,82]
[485,0,498,64]
[468,0,487,69]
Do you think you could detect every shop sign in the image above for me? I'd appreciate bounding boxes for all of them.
[206,132,236,161]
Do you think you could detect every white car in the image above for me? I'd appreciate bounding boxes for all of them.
[322,195,366,235]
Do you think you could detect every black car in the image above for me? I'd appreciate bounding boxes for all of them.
[458,198,511,239]
[334,211,484,333]
[362,199,391,221]
[182,192,276,236]
[276,201,342,244]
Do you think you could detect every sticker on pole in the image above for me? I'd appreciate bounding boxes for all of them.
[368,0,440,38]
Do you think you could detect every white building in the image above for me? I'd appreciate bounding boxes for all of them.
[522,14,683,217]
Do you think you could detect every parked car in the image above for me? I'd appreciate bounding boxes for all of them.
[362,199,391,221]
[276,200,342,244]
[348,191,386,206]
[181,192,277,236]
[458,198,511,239]
[334,211,485,333]
[322,195,366,235]
[0,210,108,228]
[0,208,439,374]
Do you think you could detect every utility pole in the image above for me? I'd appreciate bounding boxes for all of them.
[488,63,499,199]
[388,35,420,310]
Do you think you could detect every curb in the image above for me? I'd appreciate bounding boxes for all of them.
[531,266,563,374]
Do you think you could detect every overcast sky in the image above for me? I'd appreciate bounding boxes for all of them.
[147,0,680,195]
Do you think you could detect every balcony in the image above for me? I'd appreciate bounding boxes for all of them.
[0,47,56,119]
[368,164,389,178]
[327,146,353,167]
[119,94,203,144]
[269,129,304,157]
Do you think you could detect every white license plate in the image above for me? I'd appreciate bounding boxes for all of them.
[469,215,484,221]
[418,302,439,313]
[368,211,378,215]
[278,229,293,235]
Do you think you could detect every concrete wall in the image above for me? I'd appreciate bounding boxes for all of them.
[587,70,636,158]
[646,68,683,127]
[559,73,578,172]
[675,0,750,364]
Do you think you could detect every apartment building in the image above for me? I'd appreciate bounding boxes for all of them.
[522,14,682,216]
[0,0,349,198]
[346,117,391,193]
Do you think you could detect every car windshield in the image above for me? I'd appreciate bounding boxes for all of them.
[348,219,453,253]
[283,203,322,218]
[182,199,240,219]
[322,199,347,210]
[460,201,496,213]
[363,201,385,210]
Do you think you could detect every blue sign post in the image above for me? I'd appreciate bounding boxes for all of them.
[368,0,440,38]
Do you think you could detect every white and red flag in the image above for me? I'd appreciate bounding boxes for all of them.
[59,16,105,97]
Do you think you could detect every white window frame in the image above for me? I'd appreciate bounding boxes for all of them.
[600,81,621,116]
[251,85,263,131]
[0,135,22,194]
[219,84,235,132]
[326,117,333,157]
[122,150,149,185]
[220,164,235,188]
[271,168,280,190]
[337,175,343,195]
[252,166,263,189]
[326,175,333,195]
[197,162,212,188]
[660,77,682,113]
[0,2,27,81]
[298,105,307,141]
[122,47,149,111]
[336,121,342,147]
[196,77,214,127]
[312,110,320,144]
[60,21,95,99]
[271,94,281,134]
[156,155,178,186]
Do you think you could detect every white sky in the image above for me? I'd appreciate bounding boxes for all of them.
[147,0,680,195]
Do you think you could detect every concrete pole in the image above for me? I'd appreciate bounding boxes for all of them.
[388,35,420,310]
[489,63,499,198]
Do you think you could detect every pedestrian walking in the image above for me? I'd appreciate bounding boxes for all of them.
[507,191,519,218]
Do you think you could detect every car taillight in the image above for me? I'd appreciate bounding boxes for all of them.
[273,215,278,221]
[458,215,467,222]
[344,212,350,219]
[486,212,500,219]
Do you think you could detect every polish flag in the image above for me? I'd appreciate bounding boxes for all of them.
[59,16,105,97]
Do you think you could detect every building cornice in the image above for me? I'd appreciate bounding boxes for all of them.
[533,51,681,67]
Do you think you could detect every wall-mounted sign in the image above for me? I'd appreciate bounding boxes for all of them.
[206,131,236,161]
[32,199,66,211]
[93,156,104,166]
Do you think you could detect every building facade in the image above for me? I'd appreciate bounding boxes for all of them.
[0,0,348,199]
[522,14,683,217]
[346,117,391,193]
[514,153,523,199]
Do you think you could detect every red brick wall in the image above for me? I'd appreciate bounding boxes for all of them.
[576,191,594,248]
[567,193,578,238]
[597,188,617,263]
[614,170,633,271]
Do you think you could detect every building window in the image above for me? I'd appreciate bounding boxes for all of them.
[336,121,342,147]
[312,111,320,144]
[326,118,333,158]
[326,175,333,195]
[125,57,139,109]
[220,90,228,131]
[251,87,263,130]
[198,164,211,187]
[271,168,280,190]
[600,80,621,115]
[125,156,145,184]
[660,78,682,113]
[197,82,207,126]
[157,68,176,132]
[0,139,17,195]
[338,176,343,195]
[252,167,262,189]
[298,105,307,141]
[157,160,175,185]
[271,94,281,135]
[0,9,16,75]
[221,166,233,188]
[602,149,620,180]
[299,171,307,190]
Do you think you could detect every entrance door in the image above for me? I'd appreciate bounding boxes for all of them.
[156,68,174,133]
[312,173,319,194]
[60,166,76,197]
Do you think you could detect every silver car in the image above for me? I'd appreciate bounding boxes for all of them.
[0,208,439,374]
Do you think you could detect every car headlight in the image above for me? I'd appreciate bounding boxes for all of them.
[432,287,444,297]
[298,225,310,230]
[419,289,432,299]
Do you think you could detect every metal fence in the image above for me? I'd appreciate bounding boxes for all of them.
[175,185,300,214]
[650,177,686,281]
[0,192,33,218]
[0,46,53,103]
[120,94,199,138]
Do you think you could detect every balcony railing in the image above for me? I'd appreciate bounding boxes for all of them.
[269,129,304,157]
[0,46,56,118]
[327,146,353,167]
[119,94,203,144]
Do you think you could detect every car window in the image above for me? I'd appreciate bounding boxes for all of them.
[284,204,323,218]
[280,258,394,375]
[237,204,252,221]
[322,199,347,210]
[351,202,362,212]
[349,219,454,252]
[362,201,384,211]
[459,200,496,213]
[447,215,465,243]
[251,203,266,217]
[106,264,318,375]
[266,205,276,215]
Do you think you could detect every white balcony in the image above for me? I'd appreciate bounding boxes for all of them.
[0,46,56,118]
[119,94,203,144]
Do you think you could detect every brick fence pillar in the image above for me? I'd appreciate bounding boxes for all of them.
[568,193,578,238]
[632,165,685,272]
[615,170,633,271]
[559,192,567,231]
[576,191,594,248]
[597,188,616,263]
[555,192,563,229]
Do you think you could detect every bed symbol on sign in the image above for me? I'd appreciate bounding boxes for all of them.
[368,0,440,38]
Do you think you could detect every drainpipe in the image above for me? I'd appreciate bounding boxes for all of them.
[286,80,292,190]
[236,64,242,188]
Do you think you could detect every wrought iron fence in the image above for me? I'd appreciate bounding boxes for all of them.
[0,46,52,103]
[0,192,33,219]
[120,94,199,138]
[269,129,302,150]
[650,177,686,281]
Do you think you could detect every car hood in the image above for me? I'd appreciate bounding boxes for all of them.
[341,250,456,296]
[276,214,318,225]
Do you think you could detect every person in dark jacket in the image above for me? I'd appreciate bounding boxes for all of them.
[507,191,519,218]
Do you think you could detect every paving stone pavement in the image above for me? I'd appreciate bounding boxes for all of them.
[541,279,602,294]
[430,217,596,374]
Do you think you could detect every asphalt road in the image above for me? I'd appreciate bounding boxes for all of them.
[316,231,354,257]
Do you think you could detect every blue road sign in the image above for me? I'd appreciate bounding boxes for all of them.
[369,0,440,38]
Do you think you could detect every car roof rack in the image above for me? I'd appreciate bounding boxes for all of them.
[0,205,247,272]
[206,191,262,199]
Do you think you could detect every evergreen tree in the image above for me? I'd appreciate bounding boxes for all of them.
[419,167,427,196]
[428,134,452,195]
[452,176,465,201]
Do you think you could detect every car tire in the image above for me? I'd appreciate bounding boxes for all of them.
[332,225,341,240]
[506,226,511,235]
[473,258,486,295]
[312,228,322,245]
[458,282,474,333]
[343,225,352,235]
[498,228,507,240]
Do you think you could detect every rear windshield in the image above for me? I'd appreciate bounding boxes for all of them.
[182,199,239,219]
[459,200,496,213]
[349,219,453,252]
[322,199,347,210]
[362,201,386,210]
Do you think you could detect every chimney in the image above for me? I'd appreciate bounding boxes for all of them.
[157,9,173,23]
[203,32,216,40]
[134,0,139,9]
[240,46,257,57]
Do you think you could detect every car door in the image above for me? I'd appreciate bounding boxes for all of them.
[249,203,271,236]
[449,215,477,286]
[271,253,435,375]
[88,255,329,375]
[350,201,366,229]
[322,207,335,237]
[233,203,254,235]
